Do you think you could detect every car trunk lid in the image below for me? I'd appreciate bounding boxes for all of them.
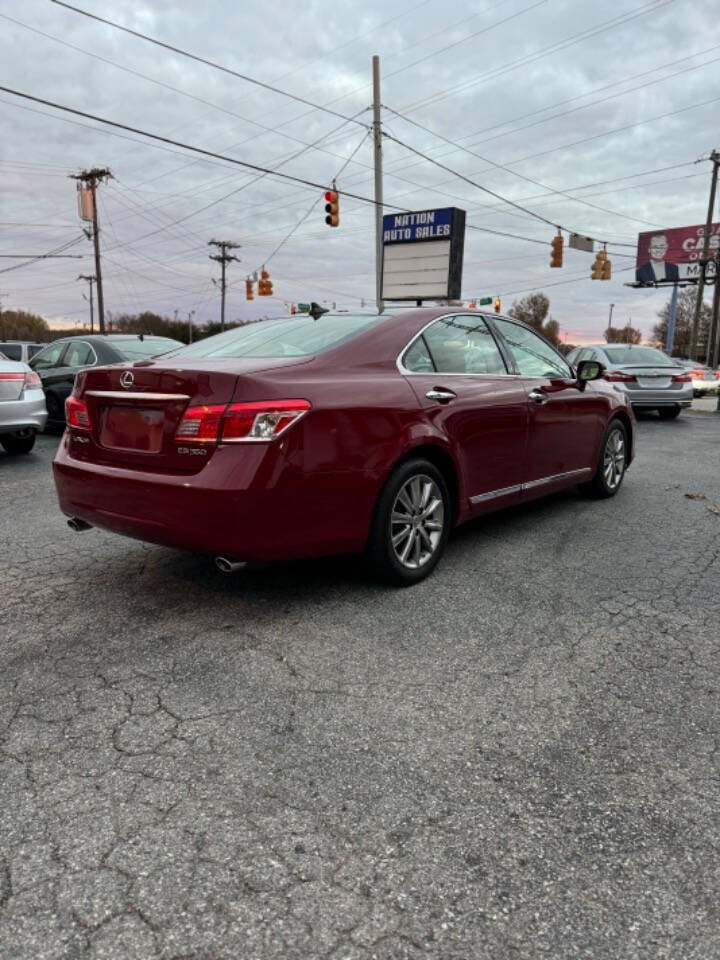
[73,356,310,472]
[0,363,26,401]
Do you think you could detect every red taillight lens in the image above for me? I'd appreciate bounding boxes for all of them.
[175,404,226,442]
[0,372,25,381]
[65,395,90,429]
[688,369,704,379]
[672,372,692,382]
[222,399,311,441]
[604,372,637,383]
[24,370,42,389]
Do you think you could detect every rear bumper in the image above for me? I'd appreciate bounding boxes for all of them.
[0,390,47,434]
[53,434,370,562]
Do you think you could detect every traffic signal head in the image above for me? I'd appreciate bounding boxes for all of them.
[494,297,501,314]
[258,268,272,296]
[550,233,564,268]
[245,278,254,301]
[324,190,339,227]
[602,258,612,280]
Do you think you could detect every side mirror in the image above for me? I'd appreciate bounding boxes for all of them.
[576,359,604,384]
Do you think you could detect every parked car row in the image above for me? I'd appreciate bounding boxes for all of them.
[674,358,720,397]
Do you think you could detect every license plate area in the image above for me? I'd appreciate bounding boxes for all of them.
[637,377,671,389]
[99,406,165,452]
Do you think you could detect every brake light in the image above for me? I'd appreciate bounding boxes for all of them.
[175,404,226,442]
[671,372,692,382]
[688,369,705,378]
[0,372,24,381]
[604,371,637,382]
[222,399,311,441]
[65,395,90,429]
[24,370,42,389]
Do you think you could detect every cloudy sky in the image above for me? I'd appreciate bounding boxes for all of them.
[0,0,718,341]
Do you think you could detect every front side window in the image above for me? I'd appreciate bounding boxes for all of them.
[0,343,22,361]
[493,319,572,379]
[419,315,507,375]
[30,341,65,370]
[64,342,94,368]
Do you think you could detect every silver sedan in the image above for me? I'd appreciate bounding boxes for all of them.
[567,344,693,419]
[0,358,48,454]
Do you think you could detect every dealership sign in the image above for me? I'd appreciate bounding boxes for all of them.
[635,223,720,284]
[381,207,466,301]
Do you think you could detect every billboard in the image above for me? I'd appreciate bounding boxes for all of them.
[381,207,465,301]
[635,223,720,284]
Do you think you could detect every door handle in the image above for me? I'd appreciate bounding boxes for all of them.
[426,388,457,403]
[528,389,549,404]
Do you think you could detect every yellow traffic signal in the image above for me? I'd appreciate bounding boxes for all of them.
[245,278,254,301]
[324,190,339,227]
[602,257,612,280]
[494,297,501,314]
[258,268,273,296]
[591,248,610,280]
[550,233,563,268]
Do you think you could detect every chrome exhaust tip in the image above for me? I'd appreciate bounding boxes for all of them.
[214,556,247,574]
[67,517,93,532]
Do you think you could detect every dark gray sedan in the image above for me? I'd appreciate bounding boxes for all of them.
[567,343,693,419]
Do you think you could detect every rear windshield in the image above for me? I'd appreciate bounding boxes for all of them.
[113,338,182,360]
[169,315,383,359]
[603,346,676,366]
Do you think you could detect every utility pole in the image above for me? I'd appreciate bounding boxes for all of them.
[187,309,196,344]
[77,275,96,333]
[71,168,113,335]
[372,55,384,316]
[0,292,7,327]
[208,240,241,332]
[708,250,720,369]
[607,303,615,333]
[690,150,719,360]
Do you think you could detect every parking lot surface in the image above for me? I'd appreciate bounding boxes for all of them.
[1,413,720,960]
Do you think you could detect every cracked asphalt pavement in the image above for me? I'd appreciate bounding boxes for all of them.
[1,413,719,959]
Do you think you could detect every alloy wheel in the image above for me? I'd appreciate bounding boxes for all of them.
[390,474,445,570]
[603,428,626,491]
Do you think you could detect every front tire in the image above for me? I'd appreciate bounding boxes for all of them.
[1,430,36,455]
[579,420,628,499]
[367,458,451,586]
[658,406,681,419]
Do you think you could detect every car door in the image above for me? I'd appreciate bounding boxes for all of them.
[400,313,529,509]
[59,340,98,405]
[490,318,606,492]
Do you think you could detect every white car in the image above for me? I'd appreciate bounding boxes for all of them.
[0,358,48,454]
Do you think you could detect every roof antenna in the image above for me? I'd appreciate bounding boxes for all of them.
[309,302,328,320]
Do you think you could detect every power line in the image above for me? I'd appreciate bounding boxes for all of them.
[50,0,372,129]
[0,235,87,275]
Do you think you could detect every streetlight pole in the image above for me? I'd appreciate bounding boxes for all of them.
[372,55,384,315]
[607,303,615,333]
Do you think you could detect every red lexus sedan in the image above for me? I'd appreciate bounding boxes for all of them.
[53,308,635,585]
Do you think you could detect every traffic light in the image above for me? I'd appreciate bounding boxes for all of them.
[258,268,273,296]
[494,297,501,314]
[550,232,564,268]
[245,278,254,301]
[324,189,339,227]
[591,248,609,280]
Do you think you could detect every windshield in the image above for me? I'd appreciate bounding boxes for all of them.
[169,315,383,360]
[603,346,676,367]
[114,338,183,360]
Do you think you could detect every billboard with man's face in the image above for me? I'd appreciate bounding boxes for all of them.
[636,223,720,284]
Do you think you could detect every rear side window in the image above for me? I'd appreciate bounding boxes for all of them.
[419,315,507,375]
[0,344,22,361]
[171,315,382,359]
[403,337,435,373]
[65,341,94,368]
[493,319,572,379]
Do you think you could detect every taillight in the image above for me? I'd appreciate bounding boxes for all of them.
[688,369,704,379]
[173,399,311,444]
[671,372,692,382]
[222,399,310,441]
[604,372,637,383]
[175,404,226,442]
[24,370,42,389]
[65,395,91,429]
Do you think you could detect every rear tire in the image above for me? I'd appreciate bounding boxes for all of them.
[579,420,628,499]
[658,406,681,419]
[1,430,36,455]
[367,458,451,586]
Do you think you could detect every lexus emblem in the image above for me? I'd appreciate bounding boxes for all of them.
[120,371,134,389]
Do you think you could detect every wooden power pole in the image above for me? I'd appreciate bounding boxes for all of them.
[71,168,113,335]
[208,240,241,332]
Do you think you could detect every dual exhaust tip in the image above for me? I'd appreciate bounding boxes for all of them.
[69,519,244,575]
